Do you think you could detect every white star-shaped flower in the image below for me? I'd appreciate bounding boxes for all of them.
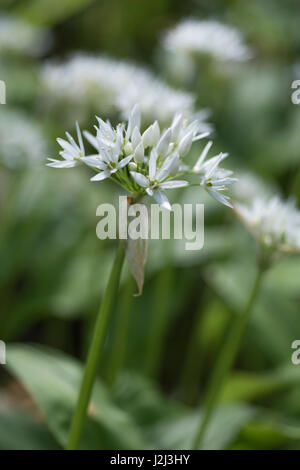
[47,122,84,168]
[130,151,188,210]
[193,141,237,208]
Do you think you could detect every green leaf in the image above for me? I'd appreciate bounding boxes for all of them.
[239,418,300,450]
[0,405,59,450]
[149,403,257,450]
[204,257,300,365]
[14,0,96,26]
[221,366,300,404]
[0,393,60,450]
[113,368,256,450]
[6,343,147,449]
[114,372,184,429]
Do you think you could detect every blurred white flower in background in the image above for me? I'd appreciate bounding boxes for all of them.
[0,13,51,56]
[235,196,300,254]
[232,172,274,204]
[163,19,252,63]
[0,109,48,168]
[41,53,210,130]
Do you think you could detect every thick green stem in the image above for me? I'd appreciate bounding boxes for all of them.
[192,267,264,450]
[67,242,125,450]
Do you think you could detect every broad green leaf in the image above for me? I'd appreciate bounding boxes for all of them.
[204,257,300,365]
[0,405,59,450]
[114,372,257,450]
[7,344,146,450]
[114,372,184,429]
[238,418,300,450]
[221,366,300,403]
[149,403,257,450]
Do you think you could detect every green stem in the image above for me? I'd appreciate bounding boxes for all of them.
[67,241,125,450]
[192,266,265,450]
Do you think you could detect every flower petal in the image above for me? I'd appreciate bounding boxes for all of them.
[149,149,158,180]
[156,153,179,182]
[47,158,76,168]
[210,178,238,187]
[206,187,233,208]
[56,138,78,158]
[192,131,210,142]
[81,156,107,170]
[76,121,84,156]
[83,130,99,150]
[118,154,134,169]
[90,170,112,181]
[130,171,149,187]
[152,189,172,211]
[193,140,213,172]
[159,180,189,189]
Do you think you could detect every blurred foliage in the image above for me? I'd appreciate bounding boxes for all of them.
[1,0,300,450]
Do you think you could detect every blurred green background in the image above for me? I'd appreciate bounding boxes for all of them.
[1,0,300,450]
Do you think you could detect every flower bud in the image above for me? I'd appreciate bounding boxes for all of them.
[129,162,137,171]
[124,142,133,155]
[126,104,141,140]
[168,156,180,177]
[156,128,172,158]
[178,130,194,157]
[131,126,142,149]
[171,113,183,141]
[142,121,160,148]
[133,142,144,163]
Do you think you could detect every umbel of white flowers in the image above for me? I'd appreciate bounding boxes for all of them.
[0,108,47,168]
[163,18,252,63]
[235,195,300,256]
[47,105,236,210]
[0,13,51,56]
[42,54,211,131]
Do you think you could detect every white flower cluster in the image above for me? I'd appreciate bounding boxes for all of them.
[235,196,300,254]
[41,54,210,129]
[0,109,47,168]
[232,172,274,204]
[48,105,236,210]
[163,19,252,63]
[0,13,50,56]
[193,140,237,207]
